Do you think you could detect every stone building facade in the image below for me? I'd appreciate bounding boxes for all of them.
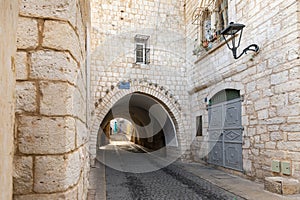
[90,0,300,183]
[89,0,193,161]
[187,0,300,181]
[0,0,299,199]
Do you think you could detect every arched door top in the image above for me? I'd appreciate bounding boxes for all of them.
[209,89,240,106]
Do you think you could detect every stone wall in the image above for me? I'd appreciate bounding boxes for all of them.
[187,0,300,181]
[90,0,192,160]
[0,0,18,199]
[13,0,90,199]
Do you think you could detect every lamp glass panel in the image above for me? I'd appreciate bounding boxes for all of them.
[221,23,245,35]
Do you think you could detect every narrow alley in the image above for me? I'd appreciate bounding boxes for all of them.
[2,1,300,199]
[89,133,242,200]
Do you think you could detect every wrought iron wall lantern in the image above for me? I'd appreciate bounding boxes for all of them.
[221,22,259,59]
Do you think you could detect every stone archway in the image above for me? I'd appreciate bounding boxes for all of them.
[99,92,178,149]
[89,79,185,164]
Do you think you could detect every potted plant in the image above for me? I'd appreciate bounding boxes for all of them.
[202,40,209,48]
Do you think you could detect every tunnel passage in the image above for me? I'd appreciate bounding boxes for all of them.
[98,92,178,152]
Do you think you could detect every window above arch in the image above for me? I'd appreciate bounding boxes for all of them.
[134,34,150,64]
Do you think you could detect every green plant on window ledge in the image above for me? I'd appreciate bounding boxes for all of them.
[193,43,205,55]
[192,39,212,56]
[202,40,212,50]
[193,32,223,56]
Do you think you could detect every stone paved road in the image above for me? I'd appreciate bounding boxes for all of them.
[105,140,242,200]
[106,164,214,200]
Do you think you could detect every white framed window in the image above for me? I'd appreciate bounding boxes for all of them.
[135,43,145,64]
[134,34,150,64]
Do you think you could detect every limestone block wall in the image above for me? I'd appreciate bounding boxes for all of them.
[0,0,18,199]
[13,0,90,199]
[187,0,300,181]
[90,0,192,159]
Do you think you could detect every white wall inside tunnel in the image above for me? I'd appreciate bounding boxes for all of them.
[97,93,178,149]
[147,104,178,147]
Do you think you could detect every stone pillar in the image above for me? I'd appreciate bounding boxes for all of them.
[13,0,90,199]
[0,0,18,199]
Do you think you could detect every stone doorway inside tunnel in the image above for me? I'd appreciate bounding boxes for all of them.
[95,92,180,173]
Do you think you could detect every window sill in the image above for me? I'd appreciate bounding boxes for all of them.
[133,63,150,68]
[194,35,235,64]
[194,40,227,64]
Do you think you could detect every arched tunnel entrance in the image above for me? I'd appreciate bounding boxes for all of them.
[101,116,167,151]
[96,92,179,173]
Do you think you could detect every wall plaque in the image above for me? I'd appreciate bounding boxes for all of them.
[118,82,130,89]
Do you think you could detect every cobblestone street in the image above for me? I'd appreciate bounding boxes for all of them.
[105,162,239,200]
[88,135,300,200]
[89,134,243,200]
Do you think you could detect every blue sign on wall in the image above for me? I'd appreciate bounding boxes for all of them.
[118,82,130,89]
